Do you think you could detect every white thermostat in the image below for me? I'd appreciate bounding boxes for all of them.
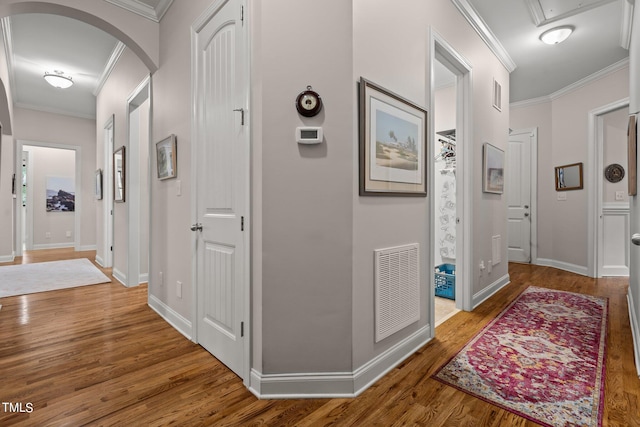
[296,126,323,144]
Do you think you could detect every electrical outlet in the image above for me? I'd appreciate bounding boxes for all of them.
[479,260,485,271]
[557,192,567,201]
[615,191,625,201]
[66,231,71,237]
[176,180,182,196]
[488,260,492,274]
[45,232,51,239]
[176,281,182,299]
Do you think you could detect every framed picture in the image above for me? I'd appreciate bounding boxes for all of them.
[11,173,15,195]
[358,77,427,196]
[483,143,504,194]
[629,114,637,196]
[114,146,125,203]
[95,169,103,200]
[156,134,177,180]
[46,176,75,212]
[555,162,583,191]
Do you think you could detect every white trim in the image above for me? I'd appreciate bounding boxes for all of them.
[621,0,635,49]
[510,59,630,108]
[112,267,127,286]
[104,0,174,23]
[124,75,151,288]
[525,0,617,26]
[14,102,96,120]
[139,273,149,284]
[33,243,75,250]
[430,28,474,314]
[249,325,432,399]
[78,244,97,251]
[103,115,115,268]
[148,294,193,340]
[449,0,517,72]
[536,258,589,276]
[1,17,16,124]
[472,274,510,309]
[0,254,15,263]
[588,98,630,278]
[94,42,126,96]
[95,254,105,267]
[628,292,640,377]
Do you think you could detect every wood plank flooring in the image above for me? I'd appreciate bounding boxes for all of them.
[0,250,638,426]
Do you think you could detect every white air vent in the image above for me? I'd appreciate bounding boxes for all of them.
[375,244,420,342]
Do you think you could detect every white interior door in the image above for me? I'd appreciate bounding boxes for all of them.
[194,0,248,380]
[507,130,533,263]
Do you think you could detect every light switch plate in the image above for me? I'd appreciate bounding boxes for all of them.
[557,192,567,201]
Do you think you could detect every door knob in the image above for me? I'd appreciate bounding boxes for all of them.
[633,233,640,246]
[191,223,203,232]
[524,213,529,217]
[524,205,529,209]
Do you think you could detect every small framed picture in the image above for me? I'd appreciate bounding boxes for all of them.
[156,134,177,180]
[358,77,428,196]
[95,169,103,200]
[483,143,504,194]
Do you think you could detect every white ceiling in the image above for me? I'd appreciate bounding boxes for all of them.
[0,0,632,119]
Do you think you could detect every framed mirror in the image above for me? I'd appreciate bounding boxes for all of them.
[114,146,126,202]
[555,162,583,191]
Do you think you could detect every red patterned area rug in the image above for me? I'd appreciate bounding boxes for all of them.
[433,286,608,427]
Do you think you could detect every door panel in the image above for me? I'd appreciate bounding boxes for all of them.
[195,0,247,379]
[508,131,532,263]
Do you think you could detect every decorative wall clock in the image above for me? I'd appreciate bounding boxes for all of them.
[295,85,322,117]
[604,163,625,183]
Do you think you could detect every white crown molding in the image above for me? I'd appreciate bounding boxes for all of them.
[15,102,96,120]
[1,17,16,100]
[549,57,629,100]
[511,58,630,108]
[94,42,126,96]
[103,0,174,23]
[621,0,634,49]
[450,0,517,72]
[525,0,617,27]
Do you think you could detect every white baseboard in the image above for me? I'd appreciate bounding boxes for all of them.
[0,253,15,264]
[139,273,149,284]
[95,255,105,268]
[112,268,126,286]
[628,292,640,378]
[148,294,193,340]
[78,244,97,251]
[472,274,510,309]
[249,324,432,399]
[33,243,74,250]
[536,258,589,276]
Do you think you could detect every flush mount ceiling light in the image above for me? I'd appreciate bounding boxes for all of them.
[539,26,574,45]
[43,70,73,89]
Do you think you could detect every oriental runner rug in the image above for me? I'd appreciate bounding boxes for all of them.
[433,286,608,427]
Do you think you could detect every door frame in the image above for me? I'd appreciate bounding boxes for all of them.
[100,115,115,268]
[507,127,539,264]
[190,0,251,384]
[430,29,472,321]
[124,75,152,287]
[15,140,82,256]
[588,98,630,277]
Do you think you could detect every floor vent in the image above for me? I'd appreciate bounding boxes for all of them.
[375,243,420,343]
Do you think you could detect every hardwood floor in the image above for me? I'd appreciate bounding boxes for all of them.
[0,251,638,426]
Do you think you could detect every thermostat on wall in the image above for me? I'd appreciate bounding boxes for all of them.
[296,127,323,144]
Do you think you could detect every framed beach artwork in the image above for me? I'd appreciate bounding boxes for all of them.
[483,143,504,194]
[114,146,125,203]
[358,77,428,196]
[156,134,177,180]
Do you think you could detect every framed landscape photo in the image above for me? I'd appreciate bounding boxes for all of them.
[483,143,504,194]
[114,146,125,203]
[359,77,427,196]
[156,134,177,180]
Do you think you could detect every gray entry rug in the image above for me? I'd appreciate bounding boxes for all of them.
[0,258,111,298]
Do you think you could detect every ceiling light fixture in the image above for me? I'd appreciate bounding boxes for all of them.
[539,26,574,45]
[43,70,73,89]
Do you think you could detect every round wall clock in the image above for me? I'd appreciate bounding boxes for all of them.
[295,86,322,117]
[604,163,625,183]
